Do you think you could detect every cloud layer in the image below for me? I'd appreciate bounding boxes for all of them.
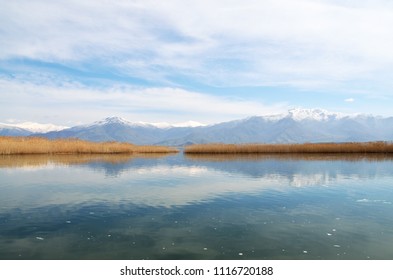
[2,0,393,89]
[0,78,287,125]
[1,0,393,123]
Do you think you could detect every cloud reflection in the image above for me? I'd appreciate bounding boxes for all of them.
[1,154,393,210]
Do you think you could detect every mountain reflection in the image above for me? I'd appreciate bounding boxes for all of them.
[1,153,393,210]
[2,154,393,260]
[2,153,393,180]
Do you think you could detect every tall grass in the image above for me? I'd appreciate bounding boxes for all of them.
[184,142,393,154]
[0,136,178,155]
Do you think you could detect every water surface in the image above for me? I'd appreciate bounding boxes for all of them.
[1,153,393,259]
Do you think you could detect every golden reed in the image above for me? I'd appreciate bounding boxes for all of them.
[0,136,178,155]
[184,142,393,154]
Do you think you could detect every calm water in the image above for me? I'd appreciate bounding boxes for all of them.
[1,153,393,260]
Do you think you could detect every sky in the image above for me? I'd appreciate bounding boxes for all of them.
[1,0,393,126]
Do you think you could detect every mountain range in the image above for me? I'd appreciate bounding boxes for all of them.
[2,109,393,145]
[0,122,68,136]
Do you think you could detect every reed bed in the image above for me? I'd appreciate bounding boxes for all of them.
[184,142,393,154]
[0,136,178,155]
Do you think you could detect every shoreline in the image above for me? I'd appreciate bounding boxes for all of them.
[0,136,178,155]
[2,137,393,155]
[184,142,393,154]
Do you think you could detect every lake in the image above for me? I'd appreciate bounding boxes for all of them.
[1,153,393,260]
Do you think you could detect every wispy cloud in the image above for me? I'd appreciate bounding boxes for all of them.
[345,98,355,103]
[2,0,393,90]
[0,78,288,125]
[1,0,393,123]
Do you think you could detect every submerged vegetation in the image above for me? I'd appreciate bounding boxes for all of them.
[184,142,393,154]
[0,136,178,155]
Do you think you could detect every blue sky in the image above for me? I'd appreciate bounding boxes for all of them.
[1,0,393,126]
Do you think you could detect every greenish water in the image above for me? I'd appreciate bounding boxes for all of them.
[1,154,393,260]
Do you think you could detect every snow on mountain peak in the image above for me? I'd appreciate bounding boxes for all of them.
[93,116,147,127]
[287,108,346,121]
[261,108,347,122]
[93,117,205,128]
[140,121,206,128]
[17,122,69,133]
[173,121,206,128]
[97,116,130,125]
[0,122,69,133]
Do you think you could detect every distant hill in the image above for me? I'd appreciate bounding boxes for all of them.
[2,109,393,145]
[0,124,32,136]
[0,121,68,136]
[157,109,393,145]
[38,117,198,144]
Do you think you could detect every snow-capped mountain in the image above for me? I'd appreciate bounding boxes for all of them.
[0,121,68,135]
[3,109,393,145]
[284,108,347,121]
[38,116,203,144]
[171,121,206,128]
[11,122,68,133]
[0,116,215,139]
[82,116,158,129]
[0,123,32,136]
[157,109,393,145]
[81,117,205,129]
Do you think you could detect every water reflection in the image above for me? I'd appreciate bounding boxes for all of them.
[1,154,393,208]
[0,154,169,168]
[1,154,393,259]
[185,153,393,162]
[185,154,393,181]
[0,154,171,177]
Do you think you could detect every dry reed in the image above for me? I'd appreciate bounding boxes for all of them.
[0,136,178,155]
[184,142,393,154]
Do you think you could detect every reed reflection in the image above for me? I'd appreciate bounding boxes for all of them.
[0,153,172,169]
[185,153,393,162]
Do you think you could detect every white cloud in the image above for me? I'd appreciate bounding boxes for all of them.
[0,78,288,125]
[2,0,393,90]
[345,98,355,102]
